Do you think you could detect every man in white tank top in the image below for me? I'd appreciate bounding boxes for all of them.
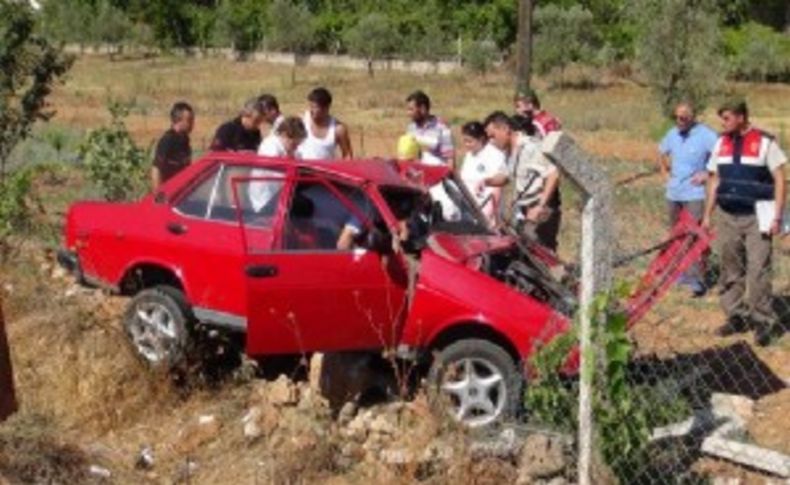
[296,87,353,160]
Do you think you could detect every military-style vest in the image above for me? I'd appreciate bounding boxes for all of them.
[713,129,775,215]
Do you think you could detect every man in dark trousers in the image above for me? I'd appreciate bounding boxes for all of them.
[702,99,787,346]
[151,101,194,189]
[210,98,265,152]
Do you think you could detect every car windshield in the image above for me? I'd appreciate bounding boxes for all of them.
[380,174,492,242]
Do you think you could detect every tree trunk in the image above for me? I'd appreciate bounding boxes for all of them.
[0,295,17,422]
[367,59,374,78]
[515,0,534,90]
[291,56,297,87]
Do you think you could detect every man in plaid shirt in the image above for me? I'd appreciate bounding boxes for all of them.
[406,90,455,168]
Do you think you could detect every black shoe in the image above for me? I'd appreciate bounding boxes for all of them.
[755,321,785,347]
[716,315,749,337]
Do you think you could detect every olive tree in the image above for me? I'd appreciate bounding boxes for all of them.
[632,0,724,116]
[0,0,73,180]
[344,13,395,77]
[267,0,316,85]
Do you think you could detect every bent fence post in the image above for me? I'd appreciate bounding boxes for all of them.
[542,132,613,485]
[0,295,17,422]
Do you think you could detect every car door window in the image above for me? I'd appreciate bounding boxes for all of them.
[282,180,379,251]
[174,164,284,228]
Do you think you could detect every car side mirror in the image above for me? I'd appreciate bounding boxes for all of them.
[154,191,167,204]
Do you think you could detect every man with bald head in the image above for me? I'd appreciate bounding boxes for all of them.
[658,101,718,296]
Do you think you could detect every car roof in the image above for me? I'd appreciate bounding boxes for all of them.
[198,151,443,189]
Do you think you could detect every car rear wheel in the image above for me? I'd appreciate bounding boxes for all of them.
[427,339,522,428]
[123,286,191,369]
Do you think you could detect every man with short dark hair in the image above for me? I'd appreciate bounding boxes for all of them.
[152,101,194,189]
[485,111,561,250]
[258,94,284,135]
[513,88,561,138]
[406,90,455,168]
[210,98,264,152]
[297,87,353,160]
[702,99,787,345]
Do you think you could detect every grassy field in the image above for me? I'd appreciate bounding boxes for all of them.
[1,54,789,483]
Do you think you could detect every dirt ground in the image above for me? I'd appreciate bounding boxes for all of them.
[1,55,789,483]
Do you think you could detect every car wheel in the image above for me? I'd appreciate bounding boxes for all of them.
[428,339,522,428]
[123,286,191,369]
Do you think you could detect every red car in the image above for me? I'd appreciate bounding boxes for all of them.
[58,152,709,427]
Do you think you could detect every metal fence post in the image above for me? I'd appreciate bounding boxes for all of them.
[543,132,613,485]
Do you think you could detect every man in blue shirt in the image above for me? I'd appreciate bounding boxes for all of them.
[658,102,718,296]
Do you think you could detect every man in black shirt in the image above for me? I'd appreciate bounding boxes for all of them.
[210,98,265,152]
[152,101,194,189]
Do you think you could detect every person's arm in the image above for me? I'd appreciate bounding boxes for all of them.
[336,122,354,159]
[658,153,671,180]
[771,164,786,235]
[151,166,162,190]
[336,226,357,250]
[702,171,719,230]
[485,174,509,187]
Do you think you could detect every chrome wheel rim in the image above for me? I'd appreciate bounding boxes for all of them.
[440,357,507,427]
[127,301,178,364]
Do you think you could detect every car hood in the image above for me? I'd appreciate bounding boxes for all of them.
[426,233,516,263]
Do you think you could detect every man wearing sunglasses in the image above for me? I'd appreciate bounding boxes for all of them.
[658,102,718,296]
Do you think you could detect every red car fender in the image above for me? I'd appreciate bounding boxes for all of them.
[400,250,569,359]
[114,257,190,298]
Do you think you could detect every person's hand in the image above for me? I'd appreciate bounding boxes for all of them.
[691,172,708,186]
[474,180,486,197]
[526,205,550,223]
[701,215,711,231]
[770,219,782,236]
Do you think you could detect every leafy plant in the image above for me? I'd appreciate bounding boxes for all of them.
[79,103,146,202]
[463,38,498,77]
[631,0,724,117]
[343,13,395,77]
[0,1,73,180]
[0,169,33,243]
[526,286,691,482]
[533,5,599,81]
[267,0,316,85]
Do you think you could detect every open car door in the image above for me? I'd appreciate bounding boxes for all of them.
[235,172,409,357]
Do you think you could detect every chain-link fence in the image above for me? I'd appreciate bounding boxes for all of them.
[526,136,790,484]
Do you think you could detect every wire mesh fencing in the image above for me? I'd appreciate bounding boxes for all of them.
[540,154,790,484]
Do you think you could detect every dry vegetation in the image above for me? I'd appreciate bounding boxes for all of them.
[1,55,789,483]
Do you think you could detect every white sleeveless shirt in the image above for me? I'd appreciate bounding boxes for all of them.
[297,111,337,160]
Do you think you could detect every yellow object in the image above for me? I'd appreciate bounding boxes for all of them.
[396,134,420,161]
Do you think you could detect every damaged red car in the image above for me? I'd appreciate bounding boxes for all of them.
[59,152,709,427]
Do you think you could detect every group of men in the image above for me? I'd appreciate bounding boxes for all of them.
[659,99,787,346]
[150,85,787,347]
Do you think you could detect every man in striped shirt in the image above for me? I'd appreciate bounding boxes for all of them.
[406,90,455,168]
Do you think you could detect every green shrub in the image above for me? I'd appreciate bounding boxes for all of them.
[79,103,147,202]
[533,5,598,78]
[463,38,498,76]
[0,169,33,242]
[723,22,790,82]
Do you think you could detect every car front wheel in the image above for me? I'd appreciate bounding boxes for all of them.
[123,286,191,369]
[427,339,522,428]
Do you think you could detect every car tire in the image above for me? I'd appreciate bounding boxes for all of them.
[123,286,192,369]
[427,338,522,428]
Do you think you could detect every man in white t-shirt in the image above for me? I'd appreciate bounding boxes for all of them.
[251,117,307,212]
